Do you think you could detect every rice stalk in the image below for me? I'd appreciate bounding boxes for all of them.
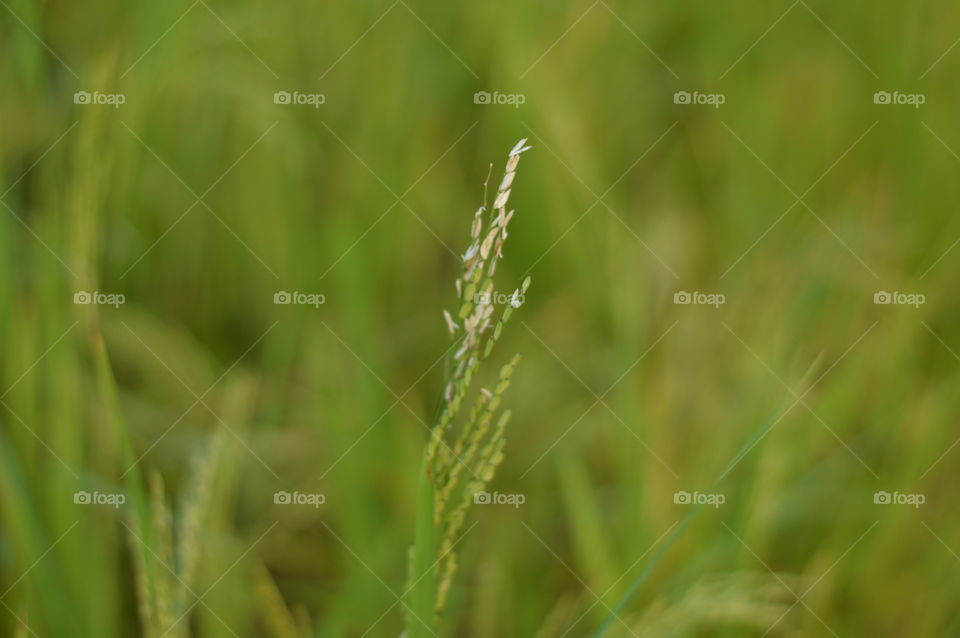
[127,517,158,638]
[406,139,532,637]
[148,471,176,637]
[126,427,227,638]
[175,428,226,613]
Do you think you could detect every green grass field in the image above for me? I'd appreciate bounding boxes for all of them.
[2,1,960,636]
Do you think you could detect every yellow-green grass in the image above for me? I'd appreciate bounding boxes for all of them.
[1,1,959,636]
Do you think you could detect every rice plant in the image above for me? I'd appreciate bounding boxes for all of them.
[406,139,533,637]
[127,429,225,638]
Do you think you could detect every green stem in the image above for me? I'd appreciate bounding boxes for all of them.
[407,453,438,638]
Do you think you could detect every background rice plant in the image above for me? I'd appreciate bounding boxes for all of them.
[1,0,960,636]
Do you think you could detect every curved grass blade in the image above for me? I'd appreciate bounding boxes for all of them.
[592,401,788,637]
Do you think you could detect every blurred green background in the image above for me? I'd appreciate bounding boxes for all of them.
[2,0,959,636]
